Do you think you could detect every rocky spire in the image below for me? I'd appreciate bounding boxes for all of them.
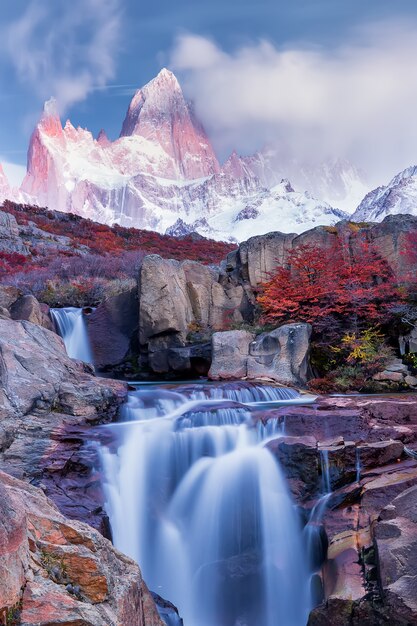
[120,68,220,179]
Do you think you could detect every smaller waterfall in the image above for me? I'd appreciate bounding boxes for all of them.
[304,448,332,607]
[51,307,93,363]
[355,447,362,483]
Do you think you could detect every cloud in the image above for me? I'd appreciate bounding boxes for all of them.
[3,0,122,113]
[0,159,26,187]
[170,24,417,183]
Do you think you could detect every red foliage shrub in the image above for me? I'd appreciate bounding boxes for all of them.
[258,238,402,327]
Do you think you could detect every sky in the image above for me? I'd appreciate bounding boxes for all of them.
[1,0,417,188]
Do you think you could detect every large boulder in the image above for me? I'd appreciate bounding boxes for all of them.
[208,330,255,380]
[139,255,248,374]
[0,470,163,626]
[209,323,311,385]
[89,287,138,370]
[10,294,54,331]
[139,255,193,346]
[247,323,312,385]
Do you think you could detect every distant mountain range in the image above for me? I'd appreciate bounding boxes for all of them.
[1,69,416,241]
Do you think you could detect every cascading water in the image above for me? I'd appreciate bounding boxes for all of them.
[100,382,312,626]
[50,307,93,363]
[303,447,333,608]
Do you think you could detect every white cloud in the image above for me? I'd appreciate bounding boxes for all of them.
[0,160,26,187]
[170,23,417,183]
[4,0,122,113]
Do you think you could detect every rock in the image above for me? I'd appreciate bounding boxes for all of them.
[384,359,409,373]
[0,284,21,309]
[405,375,417,387]
[0,317,127,531]
[361,465,417,516]
[374,484,417,624]
[209,323,311,386]
[89,286,138,369]
[236,231,296,287]
[357,440,404,469]
[400,325,417,355]
[0,470,164,626]
[247,323,312,385]
[373,371,404,382]
[267,435,319,499]
[139,255,193,346]
[0,210,29,254]
[10,294,55,331]
[209,330,255,379]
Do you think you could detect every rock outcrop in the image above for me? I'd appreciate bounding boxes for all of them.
[0,209,29,255]
[209,323,311,385]
[259,394,417,626]
[89,287,138,371]
[138,254,247,375]
[10,294,54,331]
[0,470,163,626]
[0,317,127,531]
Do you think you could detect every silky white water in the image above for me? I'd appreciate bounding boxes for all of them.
[100,383,311,626]
[51,307,93,363]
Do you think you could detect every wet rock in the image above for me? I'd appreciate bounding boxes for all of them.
[267,436,319,499]
[0,470,164,626]
[357,440,404,469]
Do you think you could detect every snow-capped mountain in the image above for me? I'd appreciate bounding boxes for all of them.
[242,150,369,212]
[17,68,358,241]
[352,165,417,222]
[167,179,347,241]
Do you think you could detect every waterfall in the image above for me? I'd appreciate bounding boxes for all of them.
[355,447,362,482]
[100,383,311,626]
[50,307,93,363]
[303,448,332,606]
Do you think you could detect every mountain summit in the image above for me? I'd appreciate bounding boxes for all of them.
[15,69,361,240]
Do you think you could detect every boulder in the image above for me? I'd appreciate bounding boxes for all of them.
[0,284,21,309]
[89,287,138,369]
[0,470,164,626]
[10,294,55,331]
[209,330,255,380]
[247,323,312,385]
[139,255,193,346]
[209,323,311,385]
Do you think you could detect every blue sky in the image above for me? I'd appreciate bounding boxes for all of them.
[1,0,417,185]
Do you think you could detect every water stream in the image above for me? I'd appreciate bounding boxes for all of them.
[50,307,93,363]
[99,383,312,626]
